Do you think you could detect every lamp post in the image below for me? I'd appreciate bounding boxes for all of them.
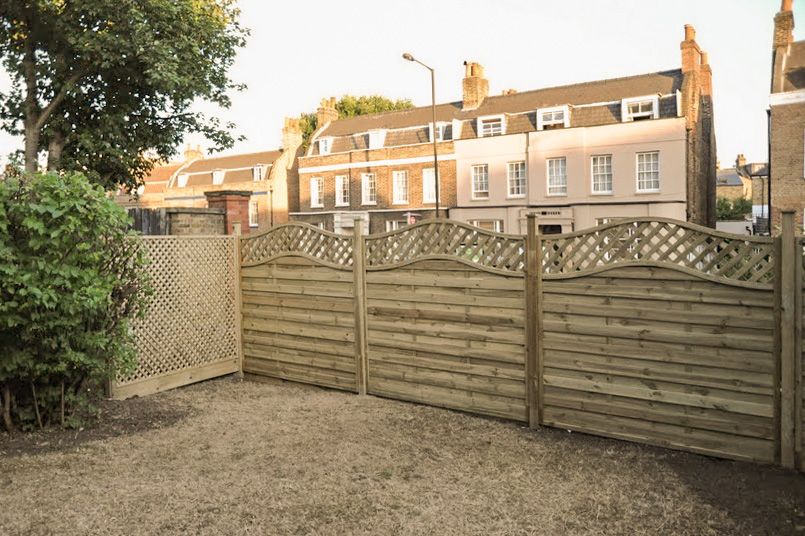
[402,53,440,219]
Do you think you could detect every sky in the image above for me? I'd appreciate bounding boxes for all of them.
[1,0,803,168]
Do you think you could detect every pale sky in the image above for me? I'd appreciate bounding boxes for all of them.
[1,0,803,168]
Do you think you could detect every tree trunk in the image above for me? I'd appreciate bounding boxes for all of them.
[1,383,16,434]
[23,28,40,173]
[47,130,65,172]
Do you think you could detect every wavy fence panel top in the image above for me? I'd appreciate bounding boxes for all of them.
[241,223,353,268]
[365,220,526,274]
[542,218,776,286]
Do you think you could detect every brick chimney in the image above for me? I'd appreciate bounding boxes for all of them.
[462,61,489,110]
[774,0,795,49]
[736,154,747,170]
[680,24,702,75]
[184,143,204,163]
[317,97,339,127]
[700,51,713,97]
[281,117,303,152]
[205,190,252,235]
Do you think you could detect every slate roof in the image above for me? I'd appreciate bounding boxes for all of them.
[312,69,684,155]
[716,168,743,187]
[174,150,281,188]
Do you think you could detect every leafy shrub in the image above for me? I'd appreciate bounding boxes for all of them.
[716,197,753,221]
[0,171,151,431]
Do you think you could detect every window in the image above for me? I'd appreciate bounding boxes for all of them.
[386,220,407,232]
[212,169,224,185]
[636,152,660,192]
[311,177,323,207]
[430,123,450,142]
[362,173,376,204]
[368,130,386,149]
[478,115,504,137]
[470,220,504,232]
[335,175,349,206]
[253,166,264,181]
[177,173,189,188]
[591,155,613,194]
[423,168,439,203]
[249,199,259,227]
[537,106,569,130]
[393,171,409,204]
[318,138,332,155]
[507,161,526,197]
[547,158,567,195]
[471,165,489,199]
[622,96,659,122]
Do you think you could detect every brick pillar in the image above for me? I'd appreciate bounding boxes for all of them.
[205,190,252,235]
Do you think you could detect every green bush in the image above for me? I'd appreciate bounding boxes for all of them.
[716,197,753,221]
[0,171,151,431]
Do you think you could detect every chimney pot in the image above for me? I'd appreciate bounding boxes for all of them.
[684,24,695,41]
[462,61,489,110]
[782,0,793,12]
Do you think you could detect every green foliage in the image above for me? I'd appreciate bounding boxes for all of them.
[0,171,151,431]
[716,197,753,221]
[0,0,248,190]
[300,94,414,147]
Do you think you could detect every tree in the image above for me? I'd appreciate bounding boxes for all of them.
[0,170,151,432]
[0,1,247,191]
[299,94,415,147]
[716,197,753,221]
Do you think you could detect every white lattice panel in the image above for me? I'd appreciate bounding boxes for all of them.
[117,236,238,386]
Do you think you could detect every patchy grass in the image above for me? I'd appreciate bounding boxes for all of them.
[1,376,803,535]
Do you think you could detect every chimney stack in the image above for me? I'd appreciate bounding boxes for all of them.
[184,143,204,163]
[680,24,702,75]
[317,97,339,127]
[462,61,489,110]
[774,0,795,49]
[282,117,303,152]
[736,154,747,170]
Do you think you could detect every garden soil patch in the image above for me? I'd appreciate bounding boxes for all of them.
[1,376,803,535]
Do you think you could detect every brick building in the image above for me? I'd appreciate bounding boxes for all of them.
[770,0,805,230]
[294,25,716,234]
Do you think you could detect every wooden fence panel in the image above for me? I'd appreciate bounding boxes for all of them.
[241,257,357,392]
[366,260,527,421]
[113,236,239,399]
[541,266,776,463]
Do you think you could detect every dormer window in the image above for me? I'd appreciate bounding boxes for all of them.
[318,137,332,155]
[177,173,189,188]
[368,130,386,149]
[430,122,450,142]
[537,106,570,130]
[253,165,264,181]
[622,96,659,122]
[478,115,504,137]
[212,169,224,185]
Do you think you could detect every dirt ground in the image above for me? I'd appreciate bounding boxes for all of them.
[1,376,803,536]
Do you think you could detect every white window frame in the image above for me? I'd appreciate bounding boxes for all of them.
[212,169,224,185]
[622,95,659,122]
[368,130,386,149]
[310,177,324,207]
[318,137,332,155]
[252,165,264,181]
[177,173,189,188]
[422,168,439,203]
[335,175,349,207]
[537,105,570,130]
[591,155,613,194]
[471,164,489,199]
[478,115,505,137]
[249,199,259,227]
[636,151,661,193]
[361,173,377,205]
[507,161,526,198]
[392,170,409,204]
[429,122,450,142]
[385,220,407,232]
[470,220,504,233]
[547,158,567,196]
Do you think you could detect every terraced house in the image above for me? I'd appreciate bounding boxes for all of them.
[295,24,716,234]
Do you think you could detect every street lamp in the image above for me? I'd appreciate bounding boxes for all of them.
[403,53,440,219]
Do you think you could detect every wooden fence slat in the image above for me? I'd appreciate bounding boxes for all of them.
[780,211,797,468]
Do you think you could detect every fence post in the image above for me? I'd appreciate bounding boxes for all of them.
[779,211,797,468]
[525,214,543,428]
[352,219,369,395]
[233,222,244,379]
[796,223,804,471]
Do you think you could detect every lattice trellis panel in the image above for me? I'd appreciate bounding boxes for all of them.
[365,220,525,274]
[241,223,353,268]
[542,218,776,284]
[117,236,237,386]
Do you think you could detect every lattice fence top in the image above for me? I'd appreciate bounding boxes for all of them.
[118,236,237,385]
[241,223,353,268]
[541,218,775,286]
[365,220,525,274]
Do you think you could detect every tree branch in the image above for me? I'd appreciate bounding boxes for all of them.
[34,71,81,131]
